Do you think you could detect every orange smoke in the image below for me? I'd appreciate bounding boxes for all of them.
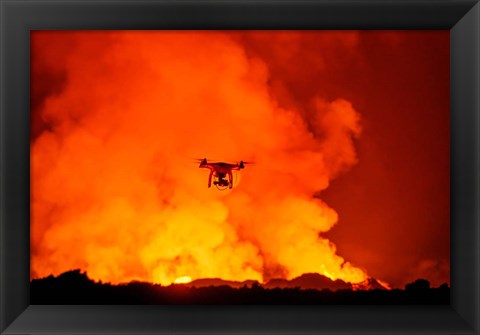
[31,31,369,285]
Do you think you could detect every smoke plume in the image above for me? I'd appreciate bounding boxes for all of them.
[31,31,369,285]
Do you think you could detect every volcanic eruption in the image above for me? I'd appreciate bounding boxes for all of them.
[31,31,449,291]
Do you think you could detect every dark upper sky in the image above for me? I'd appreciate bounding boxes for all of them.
[322,32,450,288]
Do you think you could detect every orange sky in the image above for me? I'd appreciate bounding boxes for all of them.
[30,31,449,288]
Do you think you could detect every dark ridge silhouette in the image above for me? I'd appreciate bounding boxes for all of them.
[184,273,352,291]
[264,273,352,291]
[185,278,260,289]
[30,270,450,305]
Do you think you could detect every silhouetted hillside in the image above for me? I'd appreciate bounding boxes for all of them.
[30,270,450,305]
[185,278,259,289]
[185,273,353,291]
[264,273,352,291]
[175,273,385,291]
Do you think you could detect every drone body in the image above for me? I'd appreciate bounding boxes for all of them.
[197,158,251,190]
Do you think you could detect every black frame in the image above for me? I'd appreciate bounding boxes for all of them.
[1,0,479,334]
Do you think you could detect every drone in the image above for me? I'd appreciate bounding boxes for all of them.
[195,158,253,190]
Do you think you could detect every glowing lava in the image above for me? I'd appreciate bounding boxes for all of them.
[174,276,192,284]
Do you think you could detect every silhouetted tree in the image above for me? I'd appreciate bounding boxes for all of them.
[438,283,449,291]
[405,279,430,291]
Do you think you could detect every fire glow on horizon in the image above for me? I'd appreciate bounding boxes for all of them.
[30,31,450,288]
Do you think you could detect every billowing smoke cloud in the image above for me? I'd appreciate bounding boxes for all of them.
[31,31,368,285]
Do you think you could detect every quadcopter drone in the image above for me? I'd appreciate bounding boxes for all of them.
[195,158,253,190]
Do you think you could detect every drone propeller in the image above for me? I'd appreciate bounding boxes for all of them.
[238,160,255,169]
[191,158,255,166]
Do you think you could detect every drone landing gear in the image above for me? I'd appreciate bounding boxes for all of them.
[213,179,229,190]
[213,173,232,191]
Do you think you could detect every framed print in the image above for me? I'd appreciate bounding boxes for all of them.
[1,0,479,334]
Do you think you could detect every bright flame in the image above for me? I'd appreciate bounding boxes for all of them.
[174,276,192,284]
[31,31,372,286]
